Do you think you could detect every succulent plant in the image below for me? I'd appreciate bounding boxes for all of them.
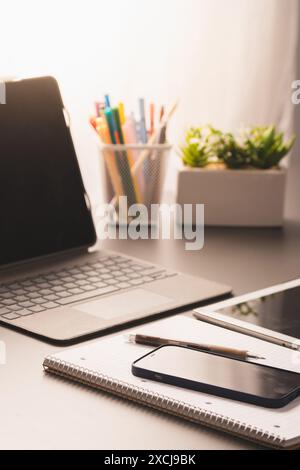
[180,126,212,168]
[211,131,248,169]
[180,125,295,170]
[244,126,295,169]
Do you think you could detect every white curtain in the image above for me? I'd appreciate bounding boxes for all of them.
[0,0,298,200]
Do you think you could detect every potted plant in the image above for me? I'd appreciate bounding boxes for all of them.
[176,125,295,226]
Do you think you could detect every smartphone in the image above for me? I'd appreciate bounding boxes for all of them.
[132,345,300,408]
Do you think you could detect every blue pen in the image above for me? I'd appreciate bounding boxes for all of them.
[104,94,111,109]
[139,98,150,179]
[139,98,148,144]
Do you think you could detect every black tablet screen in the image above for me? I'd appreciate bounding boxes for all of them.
[217,285,300,339]
[0,77,96,266]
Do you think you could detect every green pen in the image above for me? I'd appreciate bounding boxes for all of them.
[104,108,117,144]
[109,107,137,206]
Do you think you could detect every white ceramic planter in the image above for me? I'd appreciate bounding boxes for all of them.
[176,165,287,227]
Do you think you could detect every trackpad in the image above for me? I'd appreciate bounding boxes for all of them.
[74,289,173,320]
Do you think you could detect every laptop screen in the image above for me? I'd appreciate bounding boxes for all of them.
[0,76,96,266]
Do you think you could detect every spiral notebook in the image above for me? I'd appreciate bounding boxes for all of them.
[43,316,300,449]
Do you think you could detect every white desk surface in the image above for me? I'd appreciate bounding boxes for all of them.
[1,219,300,450]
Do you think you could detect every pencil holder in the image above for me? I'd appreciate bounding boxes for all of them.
[99,143,171,224]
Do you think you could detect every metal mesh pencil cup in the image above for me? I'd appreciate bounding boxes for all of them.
[99,143,171,221]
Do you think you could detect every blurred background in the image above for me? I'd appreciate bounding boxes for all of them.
[0,0,299,217]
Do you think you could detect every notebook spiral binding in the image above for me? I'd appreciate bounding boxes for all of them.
[43,356,284,448]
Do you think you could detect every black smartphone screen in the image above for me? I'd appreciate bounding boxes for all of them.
[133,346,300,404]
[0,76,96,266]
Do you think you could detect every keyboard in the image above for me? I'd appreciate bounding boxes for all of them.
[0,254,176,321]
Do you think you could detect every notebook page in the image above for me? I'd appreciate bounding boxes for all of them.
[49,316,300,443]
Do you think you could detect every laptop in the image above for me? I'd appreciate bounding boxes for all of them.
[0,76,231,344]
